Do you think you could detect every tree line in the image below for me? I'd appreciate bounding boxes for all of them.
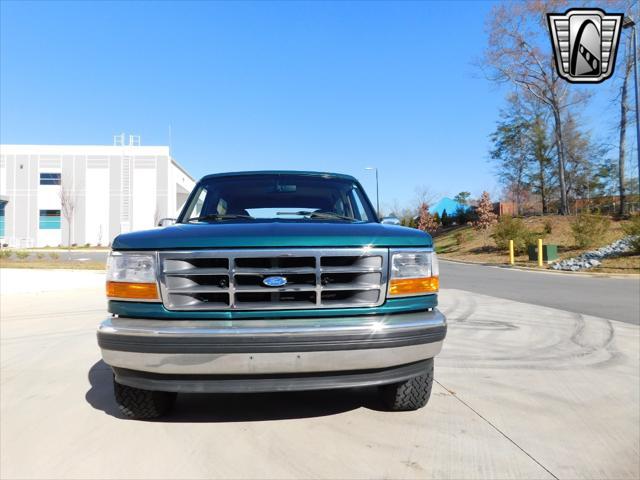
[485,0,639,216]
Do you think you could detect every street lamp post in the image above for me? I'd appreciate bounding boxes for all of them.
[365,167,380,219]
[623,16,640,202]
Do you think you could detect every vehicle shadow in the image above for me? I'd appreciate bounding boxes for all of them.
[85,360,388,422]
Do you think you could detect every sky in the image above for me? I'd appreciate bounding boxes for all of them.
[0,0,625,212]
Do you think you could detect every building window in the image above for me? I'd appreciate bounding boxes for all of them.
[39,210,61,229]
[40,173,61,185]
[0,202,5,237]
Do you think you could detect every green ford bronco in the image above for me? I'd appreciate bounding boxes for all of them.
[98,171,446,418]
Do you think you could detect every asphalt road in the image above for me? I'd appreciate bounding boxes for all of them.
[440,260,640,325]
[25,252,640,325]
[1,268,639,479]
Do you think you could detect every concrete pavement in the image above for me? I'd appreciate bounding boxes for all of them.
[1,269,638,479]
[0,268,105,294]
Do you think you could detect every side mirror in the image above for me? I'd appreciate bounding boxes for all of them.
[157,218,177,227]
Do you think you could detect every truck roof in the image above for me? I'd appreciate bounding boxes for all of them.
[199,170,358,182]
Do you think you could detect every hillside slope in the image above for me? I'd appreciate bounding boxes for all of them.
[433,215,639,273]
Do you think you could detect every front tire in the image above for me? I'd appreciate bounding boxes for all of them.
[381,359,434,411]
[113,378,176,419]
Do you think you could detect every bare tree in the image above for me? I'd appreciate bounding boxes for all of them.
[483,1,591,215]
[562,113,612,210]
[618,35,634,215]
[413,186,437,208]
[59,186,75,249]
[383,199,402,219]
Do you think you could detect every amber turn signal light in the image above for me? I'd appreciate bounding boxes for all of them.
[389,277,439,296]
[106,281,159,300]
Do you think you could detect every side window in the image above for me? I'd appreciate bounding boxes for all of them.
[350,188,370,221]
[40,173,61,185]
[39,210,61,229]
[185,187,208,219]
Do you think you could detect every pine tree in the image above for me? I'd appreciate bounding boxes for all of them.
[417,203,438,234]
[489,96,530,216]
[441,209,449,227]
[474,192,497,245]
[454,192,471,205]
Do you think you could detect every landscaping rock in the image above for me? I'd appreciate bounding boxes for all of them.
[550,236,635,271]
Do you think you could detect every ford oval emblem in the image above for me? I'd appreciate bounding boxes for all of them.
[263,276,287,287]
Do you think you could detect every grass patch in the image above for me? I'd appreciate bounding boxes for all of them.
[433,215,639,274]
[592,253,640,273]
[0,259,105,270]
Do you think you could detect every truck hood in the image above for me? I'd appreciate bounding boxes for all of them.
[112,221,432,250]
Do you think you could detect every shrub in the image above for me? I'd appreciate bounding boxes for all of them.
[491,216,535,254]
[454,230,471,246]
[15,250,29,260]
[0,249,12,259]
[475,192,498,246]
[570,213,611,249]
[36,253,44,259]
[622,215,640,253]
[543,218,553,235]
[417,203,438,234]
[49,252,60,260]
[84,243,91,248]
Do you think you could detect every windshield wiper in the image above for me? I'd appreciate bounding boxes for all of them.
[186,214,255,223]
[275,211,357,221]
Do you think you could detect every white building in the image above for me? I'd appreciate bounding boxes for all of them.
[0,141,195,247]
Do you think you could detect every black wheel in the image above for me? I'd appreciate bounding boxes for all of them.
[381,359,434,411]
[113,378,176,419]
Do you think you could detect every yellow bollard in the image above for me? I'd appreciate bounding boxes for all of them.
[509,239,514,265]
[537,238,543,267]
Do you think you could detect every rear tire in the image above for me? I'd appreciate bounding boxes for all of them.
[381,359,434,411]
[113,378,176,419]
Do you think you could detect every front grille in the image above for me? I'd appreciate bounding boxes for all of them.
[158,248,388,311]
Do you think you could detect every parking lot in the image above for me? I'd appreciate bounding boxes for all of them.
[1,267,639,479]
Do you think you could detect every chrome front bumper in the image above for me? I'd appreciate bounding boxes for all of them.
[97,309,446,376]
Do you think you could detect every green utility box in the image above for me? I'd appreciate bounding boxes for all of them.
[528,244,558,263]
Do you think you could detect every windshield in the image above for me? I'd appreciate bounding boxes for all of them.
[179,173,376,223]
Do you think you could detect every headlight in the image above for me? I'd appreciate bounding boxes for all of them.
[388,249,439,297]
[106,252,159,301]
